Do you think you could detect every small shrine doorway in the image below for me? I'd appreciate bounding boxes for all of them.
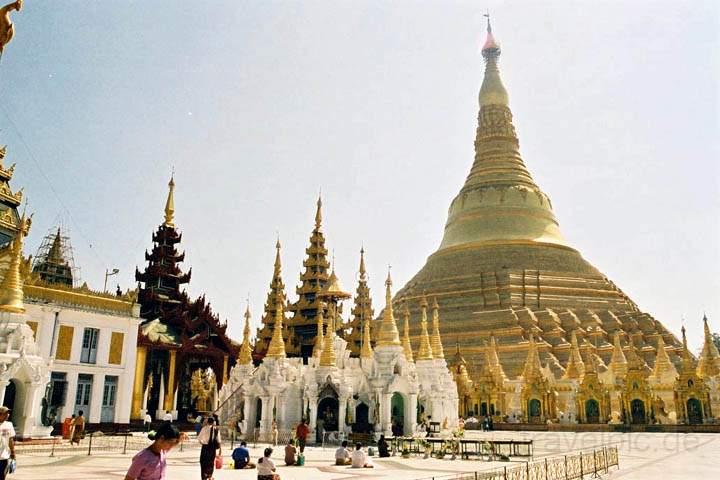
[255,398,262,428]
[585,399,600,423]
[480,402,488,416]
[686,398,703,425]
[353,403,370,433]
[630,399,646,424]
[528,398,542,422]
[391,393,404,436]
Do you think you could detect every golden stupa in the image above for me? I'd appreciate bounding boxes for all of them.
[392,21,684,381]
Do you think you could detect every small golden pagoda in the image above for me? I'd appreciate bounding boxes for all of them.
[345,248,374,356]
[255,239,293,358]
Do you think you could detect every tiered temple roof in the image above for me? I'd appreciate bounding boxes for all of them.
[286,196,332,358]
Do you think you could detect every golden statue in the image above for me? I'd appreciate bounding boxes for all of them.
[191,367,215,412]
[0,0,22,59]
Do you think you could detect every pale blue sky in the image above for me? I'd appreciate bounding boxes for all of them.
[0,1,717,350]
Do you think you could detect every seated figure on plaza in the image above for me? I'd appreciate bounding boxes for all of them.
[232,441,255,469]
[335,440,351,465]
[351,443,374,468]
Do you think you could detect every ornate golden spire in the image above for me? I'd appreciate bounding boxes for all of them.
[609,331,628,378]
[697,314,720,378]
[313,306,325,358]
[360,315,373,359]
[265,302,286,359]
[238,303,253,365]
[347,247,374,356]
[438,20,567,251]
[376,269,401,347]
[401,302,414,362]
[315,194,322,230]
[319,301,337,367]
[430,297,445,359]
[163,175,175,227]
[0,213,29,313]
[256,238,289,357]
[416,295,434,361]
[563,330,585,380]
[680,325,698,373]
[651,335,677,380]
[522,334,543,379]
[487,335,507,381]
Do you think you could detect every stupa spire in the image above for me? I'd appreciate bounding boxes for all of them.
[401,302,414,362]
[256,238,289,357]
[238,303,253,365]
[376,269,401,347]
[319,301,337,367]
[438,20,566,251]
[609,331,628,379]
[313,305,325,358]
[522,333,543,379]
[430,297,445,359]
[163,175,175,228]
[347,247,374,355]
[697,314,720,378]
[315,194,322,230]
[416,295,434,361]
[651,335,677,380]
[563,330,585,380]
[265,301,287,359]
[360,315,373,359]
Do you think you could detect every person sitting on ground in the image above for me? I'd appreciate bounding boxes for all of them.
[377,435,390,458]
[335,440,351,465]
[257,447,280,480]
[231,441,255,470]
[351,442,374,468]
[284,439,297,466]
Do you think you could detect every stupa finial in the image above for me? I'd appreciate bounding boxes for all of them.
[163,173,175,227]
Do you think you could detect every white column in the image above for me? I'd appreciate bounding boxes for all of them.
[407,393,418,435]
[89,374,104,423]
[382,393,392,435]
[0,380,8,406]
[338,397,347,432]
[242,397,251,433]
[308,396,318,436]
[260,396,271,434]
[64,371,78,419]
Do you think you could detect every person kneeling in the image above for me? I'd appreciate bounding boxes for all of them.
[231,441,255,469]
[351,442,374,469]
[335,440,352,465]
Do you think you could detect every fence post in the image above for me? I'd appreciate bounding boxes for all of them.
[526,462,530,476]
[564,455,568,480]
[603,446,608,473]
[87,432,93,456]
[123,434,128,455]
[504,466,508,480]
[593,449,598,475]
[50,438,56,458]
[545,458,549,480]
[579,451,584,478]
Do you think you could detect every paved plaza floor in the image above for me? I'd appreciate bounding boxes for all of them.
[11,430,719,479]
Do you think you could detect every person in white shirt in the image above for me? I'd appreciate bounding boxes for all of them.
[335,440,351,465]
[0,406,16,480]
[351,442,373,469]
[257,447,280,479]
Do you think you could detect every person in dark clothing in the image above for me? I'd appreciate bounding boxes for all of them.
[377,435,390,458]
[198,417,221,479]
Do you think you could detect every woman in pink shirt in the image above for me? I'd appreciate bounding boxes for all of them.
[125,422,184,480]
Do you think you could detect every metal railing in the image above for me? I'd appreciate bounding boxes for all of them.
[418,446,618,480]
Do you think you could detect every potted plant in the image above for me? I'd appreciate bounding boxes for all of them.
[401,447,411,458]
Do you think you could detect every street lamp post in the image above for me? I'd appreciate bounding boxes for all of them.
[104,268,119,293]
